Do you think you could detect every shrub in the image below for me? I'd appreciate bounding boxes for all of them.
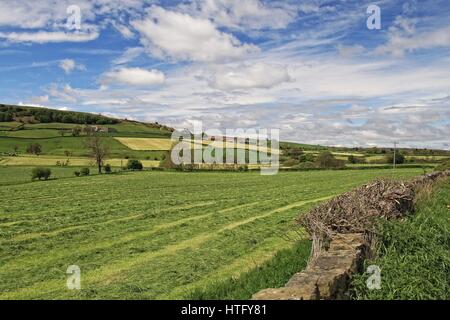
[127,159,143,171]
[71,126,82,137]
[74,171,81,177]
[283,159,300,167]
[385,152,405,165]
[104,164,112,174]
[31,167,51,181]
[26,143,42,155]
[238,165,249,172]
[80,168,90,176]
[159,152,178,169]
[315,151,345,168]
[348,155,366,164]
[299,153,316,163]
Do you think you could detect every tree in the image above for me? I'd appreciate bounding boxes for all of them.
[26,143,42,155]
[385,152,405,165]
[31,167,51,180]
[72,126,82,137]
[64,150,73,157]
[104,163,112,174]
[127,159,143,171]
[285,148,303,160]
[85,134,109,174]
[80,168,90,176]
[315,151,345,169]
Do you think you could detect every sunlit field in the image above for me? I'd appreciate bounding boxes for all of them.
[0,168,422,299]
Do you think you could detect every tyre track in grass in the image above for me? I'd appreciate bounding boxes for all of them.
[160,232,304,299]
[8,201,217,242]
[0,195,332,299]
[0,200,262,274]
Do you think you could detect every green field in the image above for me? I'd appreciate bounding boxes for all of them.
[0,120,172,160]
[0,168,422,299]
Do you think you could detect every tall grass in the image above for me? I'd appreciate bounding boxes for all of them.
[188,240,311,300]
[351,179,450,300]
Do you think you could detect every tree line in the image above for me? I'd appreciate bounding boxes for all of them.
[0,105,119,125]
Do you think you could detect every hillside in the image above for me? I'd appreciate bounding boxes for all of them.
[0,104,449,169]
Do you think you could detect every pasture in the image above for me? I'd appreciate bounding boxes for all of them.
[0,168,422,299]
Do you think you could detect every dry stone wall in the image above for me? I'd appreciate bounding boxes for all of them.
[253,171,449,300]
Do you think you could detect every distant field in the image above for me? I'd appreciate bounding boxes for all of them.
[116,137,174,151]
[0,168,422,299]
[0,136,164,160]
[0,129,61,139]
[116,137,280,155]
[0,166,90,186]
[0,156,159,168]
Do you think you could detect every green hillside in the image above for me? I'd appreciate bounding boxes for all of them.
[1,104,449,169]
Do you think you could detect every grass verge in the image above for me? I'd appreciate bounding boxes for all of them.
[187,239,311,300]
[351,178,450,300]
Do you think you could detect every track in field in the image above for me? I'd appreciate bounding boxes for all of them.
[0,168,422,299]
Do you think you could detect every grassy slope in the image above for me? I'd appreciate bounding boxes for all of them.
[351,178,450,300]
[0,121,172,160]
[0,168,422,299]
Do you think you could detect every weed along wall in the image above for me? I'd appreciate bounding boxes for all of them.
[253,171,450,300]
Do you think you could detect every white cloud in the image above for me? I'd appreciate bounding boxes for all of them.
[113,47,145,65]
[100,67,165,86]
[29,95,50,105]
[209,63,291,90]
[59,59,85,74]
[0,0,143,43]
[376,17,450,57]
[337,45,365,58]
[0,31,99,43]
[111,21,135,39]
[132,6,259,62]
[183,0,301,31]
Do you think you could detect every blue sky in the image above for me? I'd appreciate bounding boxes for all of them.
[0,0,449,149]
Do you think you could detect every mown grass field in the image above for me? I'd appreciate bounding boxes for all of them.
[0,168,422,299]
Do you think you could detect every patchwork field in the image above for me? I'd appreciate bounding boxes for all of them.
[0,156,159,168]
[0,168,422,299]
[115,137,175,151]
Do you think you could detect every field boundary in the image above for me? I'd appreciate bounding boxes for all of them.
[253,170,450,300]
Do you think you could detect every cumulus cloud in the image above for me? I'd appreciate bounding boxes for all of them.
[376,14,450,57]
[132,6,259,62]
[209,63,292,90]
[377,26,450,57]
[183,0,301,30]
[0,0,143,43]
[100,67,165,86]
[59,59,85,74]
